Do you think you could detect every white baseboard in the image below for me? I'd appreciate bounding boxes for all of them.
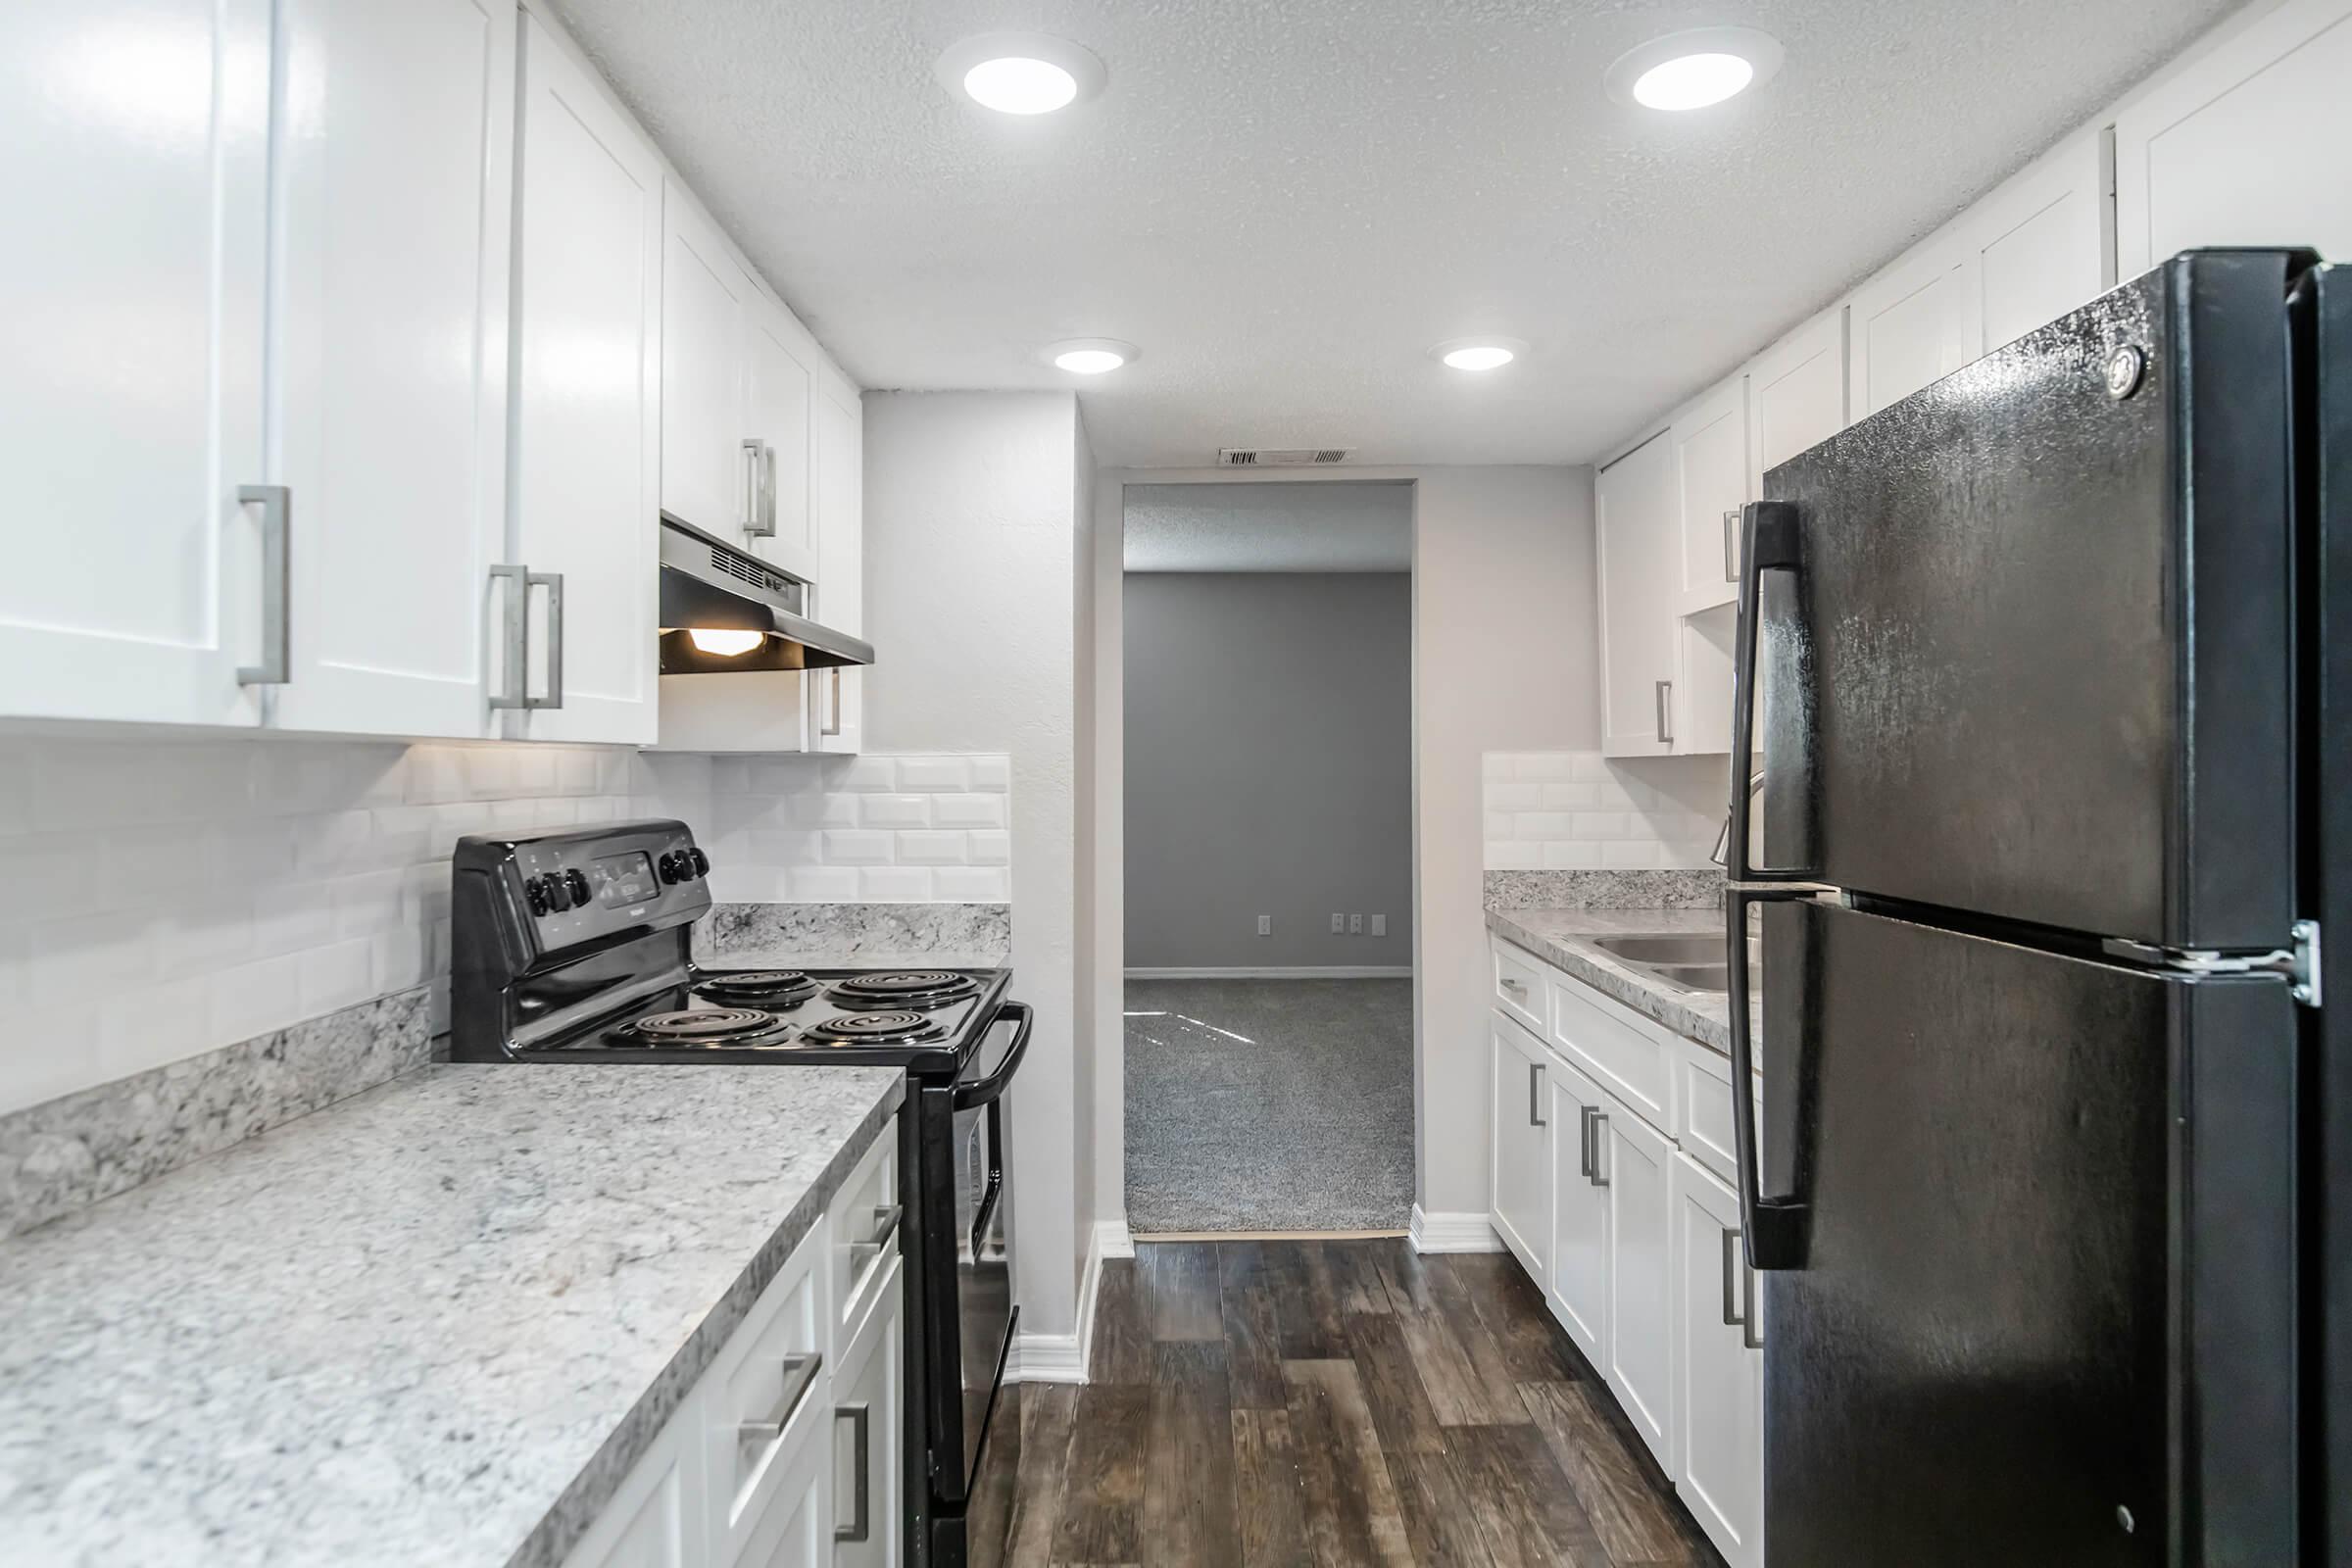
[1410,1204,1502,1254]
[1007,1217,1129,1384]
[1124,965,1413,980]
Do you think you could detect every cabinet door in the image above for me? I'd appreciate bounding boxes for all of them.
[1671,379,1747,617]
[1967,133,2108,356]
[2114,0,2352,275]
[1490,1014,1554,1281]
[1846,246,1976,420]
[1596,431,1677,757]
[662,186,752,537]
[1746,307,1847,496]
[723,1403,831,1568]
[1600,1094,1676,1467]
[831,1256,903,1568]
[510,15,663,744]
[744,295,817,581]
[0,0,270,726]
[563,1414,705,1568]
[1672,1152,1763,1568]
[270,0,514,739]
[807,384,864,754]
[1545,1057,1610,1366]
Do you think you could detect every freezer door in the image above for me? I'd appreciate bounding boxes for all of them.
[1758,901,2297,1567]
[1753,250,2305,951]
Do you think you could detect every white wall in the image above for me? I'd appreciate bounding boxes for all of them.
[860,390,1093,1342]
[0,733,709,1115]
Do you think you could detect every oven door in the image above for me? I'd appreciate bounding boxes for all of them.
[948,1000,1032,1495]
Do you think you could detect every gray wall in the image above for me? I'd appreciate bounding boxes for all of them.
[1124,572,1411,969]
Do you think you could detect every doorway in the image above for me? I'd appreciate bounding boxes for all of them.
[1118,480,1415,1235]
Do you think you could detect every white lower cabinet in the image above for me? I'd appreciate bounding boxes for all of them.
[1673,1152,1764,1568]
[1545,1058,1609,1366]
[1599,1092,1676,1468]
[1489,936,1762,1562]
[1490,1014,1554,1279]
[564,1116,898,1568]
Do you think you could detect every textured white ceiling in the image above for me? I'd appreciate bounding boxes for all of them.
[546,0,2237,467]
[1124,481,1412,572]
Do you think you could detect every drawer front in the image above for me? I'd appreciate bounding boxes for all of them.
[1494,938,1549,1035]
[829,1115,901,1348]
[1677,1041,1739,1187]
[1549,973,1675,1136]
[719,1396,829,1568]
[702,1223,829,1558]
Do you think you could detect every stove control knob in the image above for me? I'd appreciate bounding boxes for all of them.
[658,852,682,884]
[524,875,551,916]
[688,847,710,878]
[544,875,573,913]
[564,867,591,905]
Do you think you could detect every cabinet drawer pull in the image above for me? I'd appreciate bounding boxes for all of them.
[1500,976,1528,996]
[849,1202,903,1268]
[1589,1110,1610,1187]
[1723,507,1740,582]
[1720,1226,1744,1326]
[487,566,564,711]
[742,438,770,535]
[834,1402,871,1542]
[528,570,564,710]
[1528,1061,1545,1127]
[821,667,843,737]
[1654,680,1674,747]
[237,484,291,686]
[1578,1104,1595,1178]
[738,1350,822,1450]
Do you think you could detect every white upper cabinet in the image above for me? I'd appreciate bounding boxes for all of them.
[807,383,865,754]
[508,12,664,745]
[0,0,271,726]
[1746,306,1848,495]
[270,0,515,739]
[1850,133,2108,419]
[661,186,754,539]
[744,297,818,583]
[1597,430,1678,757]
[2114,0,2352,274]
[1670,378,1749,617]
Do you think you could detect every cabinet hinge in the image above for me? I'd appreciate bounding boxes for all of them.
[2101,920,2321,1006]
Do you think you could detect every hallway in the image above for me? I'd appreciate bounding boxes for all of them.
[1124,979,1414,1234]
[967,1239,1721,1566]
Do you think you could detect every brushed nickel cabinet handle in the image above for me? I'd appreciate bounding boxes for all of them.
[1655,680,1674,747]
[1579,1104,1596,1178]
[1721,1226,1744,1327]
[1741,1247,1763,1350]
[488,564,528,710]
[822,667,843,737]
[237,484,291,686]
[1590,1111,1610,1187]
[738,1350,822,1450]
[1723,508,1740,582]
[833,1402,871,1542]
[526,571,564,710]
[741,438,767,534]
[1528,1060,1545,1127]
[849,1202,903,1268]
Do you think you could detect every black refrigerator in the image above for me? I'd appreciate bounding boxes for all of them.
[1721,248,2348,1566]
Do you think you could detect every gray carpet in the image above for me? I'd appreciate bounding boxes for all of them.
[1123,978,1413,1234]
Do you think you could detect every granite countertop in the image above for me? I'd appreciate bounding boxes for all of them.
[1486,906,1761,1066]
[0,1062,904,1568]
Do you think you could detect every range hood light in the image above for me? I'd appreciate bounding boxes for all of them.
[687,627,766,658]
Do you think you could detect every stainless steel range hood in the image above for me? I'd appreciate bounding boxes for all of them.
[658,514,873,674]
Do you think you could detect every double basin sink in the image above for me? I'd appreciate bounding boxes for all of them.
[1591,933,1757,995]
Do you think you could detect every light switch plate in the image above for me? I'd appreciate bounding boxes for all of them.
[1348,913,1363,934]
[1330,913,1346,934]
[1256,914,1271,936]
[1370,913,1387,937]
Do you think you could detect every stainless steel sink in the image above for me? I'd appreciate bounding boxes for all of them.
[1592,933,1755,994]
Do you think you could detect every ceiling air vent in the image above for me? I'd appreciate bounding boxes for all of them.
[1217,447,1352,467]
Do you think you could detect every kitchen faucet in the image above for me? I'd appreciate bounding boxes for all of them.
[1710,769,1765,867]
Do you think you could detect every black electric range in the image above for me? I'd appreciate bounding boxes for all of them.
[448,820,1028,1568]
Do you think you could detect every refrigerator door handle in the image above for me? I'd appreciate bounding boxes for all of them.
[1728,500,1816,883]
[1729,883,1812,1271]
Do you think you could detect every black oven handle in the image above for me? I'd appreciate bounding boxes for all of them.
[953,1001,1033,1109]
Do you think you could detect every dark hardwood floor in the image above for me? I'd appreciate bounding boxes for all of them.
[965,1239,1724,1567]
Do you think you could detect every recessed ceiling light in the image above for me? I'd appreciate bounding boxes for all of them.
[1042,338,1139,374]
[937,32,1106,116]
[1431,337,1528,371]
[1604,27,1784,112]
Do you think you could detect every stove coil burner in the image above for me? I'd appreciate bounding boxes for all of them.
[618,1007,791,1045]
[694,970,818,1009]
[826,970,980,1010]
[801,1009,953,1046]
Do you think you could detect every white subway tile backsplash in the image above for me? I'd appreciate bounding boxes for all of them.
[895,830,967,865]
[934,866,1010,901]
[968,757,1011,793]
[820,829,895,864]
[932,794,1006,829]
[895,756,968,792]
[787,865,862,901]
[858,794,933,828]
[1483,751,1724,873]
[859,866,935,900]
[967,830,1011,866]
[839,756,900,792]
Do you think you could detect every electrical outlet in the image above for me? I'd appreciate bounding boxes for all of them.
[1331,913,1346,934]
[1370,913,1387,937]
[1256,914,1271,936]
[1349,913,1364,934]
